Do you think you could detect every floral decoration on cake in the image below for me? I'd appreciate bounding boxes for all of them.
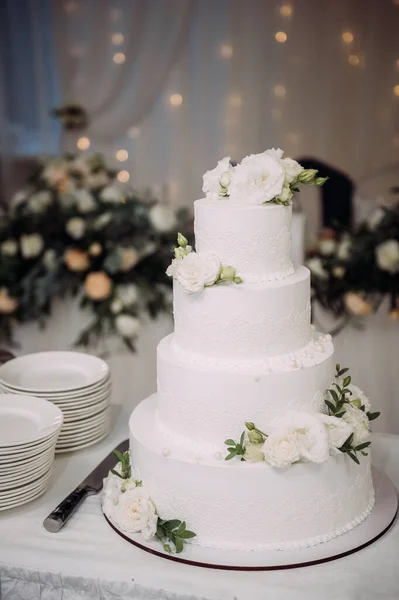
[224,364,379,467]
[103,449,196,554]
[202,149,328,206]
[166,233,242,293]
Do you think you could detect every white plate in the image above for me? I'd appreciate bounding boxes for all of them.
[55,390,111,410]
[0,376,111,400]
[0,483,48,512]
[0,468,53,501]
[0,457,54,489]
[60,408,110,431]
[0,428,60,455]
[0,352,109,393]
[0,394,63,447]
[55,429,109,454]
[0,435,58,463]
[57,421,110,443]
[60,399,109,420]
[0,450,54,477]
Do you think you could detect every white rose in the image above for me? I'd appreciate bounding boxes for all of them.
[265,148,284,160]
[115,314,140,338]
[166,257,178,278]
[102,472,123,514]
[244,443,265,463]
[307,257,328,279]
[341,404,370,447]
[66,217,86,239]
[262,432,301,468]
[43,249,57,270]
[149,203,178,233]
[29,191,52,213]
[367,207,385,230]
[112,487,158,540]
[174,252,221,293]
[1,240,18,256]
[20,234,44,258]
[202,156,232,200]
[75,189,96,213]
[282,157,304,184]
[116,284,139,307]
[277,183,293,204]
[229,152,285,205]
[268,412,330,465]
[319,414,353,450]
[348,383,371,412]
[337,237,352,260]
[375,239,399,274]
[100,186,122,204]
[319,239,337,256]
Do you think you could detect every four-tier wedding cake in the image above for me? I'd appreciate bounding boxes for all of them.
[106,150,378,553]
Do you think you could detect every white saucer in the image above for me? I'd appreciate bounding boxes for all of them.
[103,468,398,570]
[55,429,109,453]
[0,434,59,462]
[0,458,53,489]
[0,395,63,447]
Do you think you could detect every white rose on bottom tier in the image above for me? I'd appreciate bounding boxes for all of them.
[319,414,353,450]
[341,405,370,446]
[262,432,301,468]
[112,487,158,540]
[174,252,221,293]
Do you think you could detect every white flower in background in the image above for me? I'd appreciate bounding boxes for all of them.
[10,190,28,210]
[344,292,372,317]
[173,252,221,293]
[367,207,385,230]
[112,486,158,540]
[202,156,233,200]
[306,257,328,279]
[75,189,96,213]
[149,203,178,233]
[244,443,265,463]
[337,237,352,260]
[375,239,399,274]
[100,185,122,204]
[110,299,123,314]
[1,239,18,256]
[94,212,112,230]
[276,183,293,204]
[341,404,370,447]
[116,284,139,307]
[115,314,140,338]
[29,191,52,213]
[69,158,90,177]
[319,239,337,256]
[20,234,44,258]
[281,157,304,183]
[262,431,301,468]
[42,164,67,187]
[86,170,110,189]
[66,217,86,239]
[319,414,353,450]
[43,249,57,270]
[229,152,285,205]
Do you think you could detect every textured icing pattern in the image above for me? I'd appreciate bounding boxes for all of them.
[195,224,294,282]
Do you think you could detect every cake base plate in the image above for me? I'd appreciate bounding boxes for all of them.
[103,467,398,571]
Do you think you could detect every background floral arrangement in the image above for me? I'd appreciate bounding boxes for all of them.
[0,154,190,351]
[307,205,399,332]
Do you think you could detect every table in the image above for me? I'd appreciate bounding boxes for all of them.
[0,404,398,600]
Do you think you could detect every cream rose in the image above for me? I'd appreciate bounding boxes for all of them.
[112,487,158,540]
[319,414,353,450]
[115,314,140,338]
[262,432,301,468]
[202,156,232,200]
[229,152,285,205]
[282,157,304,183]
[244,443,265,463]
[375,239,399,274]
[341,404,370,447]
[149,203,178,233]
[174,252,221,293]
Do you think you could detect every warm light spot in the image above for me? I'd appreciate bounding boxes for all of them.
[271,108,282,120]
[275,31,288,43]
[76,137,90,150]
[348,54,360,66]
[127,126,140,139]
[169,94,183,106]
[342,31,354,44]
[111,33,124,45]
[117,170,130,183]
[116,149,128,161]
[394,85,399,97]
[280,4,293,17]
[113,52,126,64]
[393,0,399,5]
[220,43,234,59]
[274,84,286,98]
[228,93,242,107]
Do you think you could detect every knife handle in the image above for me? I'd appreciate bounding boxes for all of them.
[43,486,92,533]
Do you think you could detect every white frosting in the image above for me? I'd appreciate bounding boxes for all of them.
[157,333,334,451]
[129,396,375,551]
[173,267,311,360]
[194,199,294,282]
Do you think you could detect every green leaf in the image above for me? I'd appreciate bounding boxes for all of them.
[343,376,351,387]
[113,450,124,461]
[226,447,236,453]
[163,543,172,553]
[355,442,371,451]
[239,431,245,447]
[347,451,360,465]
[180,530,196,539]
[325,400,336,414]
[110,468,123,478]
[174,536,184,553]
[342,388,352,396]
[335,411,346,418]
[361,451,369,456]
[367,411,380,421]
[329,389,339,403]
[338,367,349,376]
[345,433,354,447]
[224,439,235,446]
[225,452,236,461]
[162,519,181,531]
[336,363,341,374]
[157,524,165,539]
[176,521,186,536]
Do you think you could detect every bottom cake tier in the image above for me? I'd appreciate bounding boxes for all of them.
[129,395,375,551]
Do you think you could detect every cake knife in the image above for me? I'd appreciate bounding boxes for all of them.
[43,438,129,533]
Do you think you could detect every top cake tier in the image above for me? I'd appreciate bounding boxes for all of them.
[194,199,294,283]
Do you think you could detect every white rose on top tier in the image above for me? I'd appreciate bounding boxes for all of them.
[202,156,233,200]
[229,152,286,205]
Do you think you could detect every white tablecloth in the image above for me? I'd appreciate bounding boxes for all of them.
[0,403,398,600]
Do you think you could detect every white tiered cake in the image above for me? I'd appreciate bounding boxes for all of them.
[127,151,376,552]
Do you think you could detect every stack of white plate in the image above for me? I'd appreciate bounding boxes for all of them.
[0,351,111,453]
[0,394,63,511]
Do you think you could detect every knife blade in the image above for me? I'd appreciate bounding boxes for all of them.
[43,438,129,533]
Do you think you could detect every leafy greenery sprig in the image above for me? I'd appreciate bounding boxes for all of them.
[224,422,267,461]
[338,433,371,465]
[111,450,131,479]
[156,519,196,554]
